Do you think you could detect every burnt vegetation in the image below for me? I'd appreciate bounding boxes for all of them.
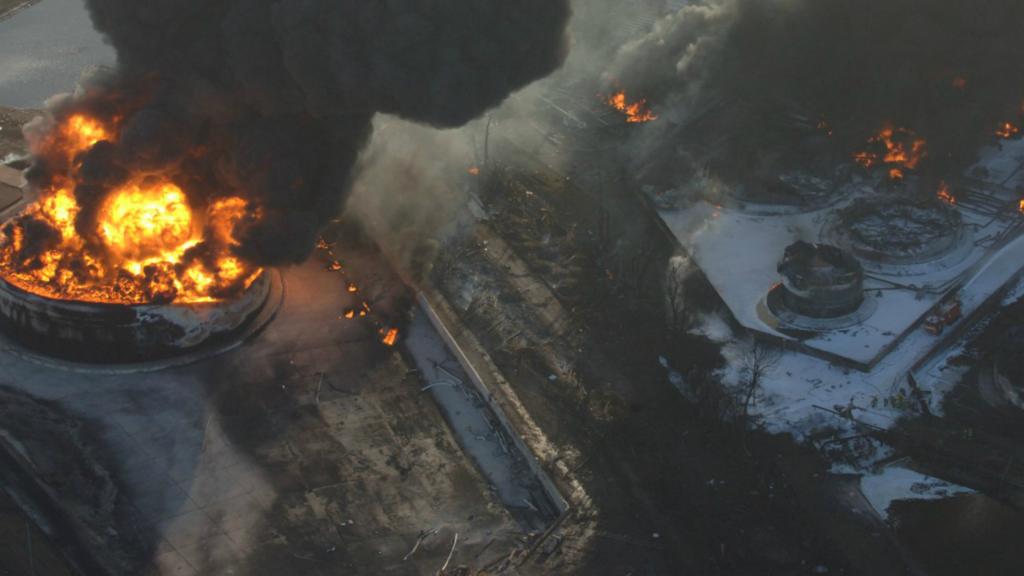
[429,156,878,573]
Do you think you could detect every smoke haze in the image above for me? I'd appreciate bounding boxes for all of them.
[607,0,1024,180]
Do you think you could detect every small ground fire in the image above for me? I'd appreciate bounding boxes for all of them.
[853,126,927,180]
[605,90,657,123]
[0,113,262,305]
[996,121,1020,139]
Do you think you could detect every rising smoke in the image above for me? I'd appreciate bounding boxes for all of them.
[28,0,571,267]
[607,0,1024,181]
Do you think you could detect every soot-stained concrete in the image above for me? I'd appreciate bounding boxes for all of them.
[0,244,521,575]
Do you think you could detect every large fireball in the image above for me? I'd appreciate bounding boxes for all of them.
[0,113,262,305]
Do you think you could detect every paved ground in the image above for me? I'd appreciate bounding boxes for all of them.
[0,240,521,575]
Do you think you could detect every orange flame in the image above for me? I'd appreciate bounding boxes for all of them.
[467,166,480,176]
[854,126,927,180]
[380,327,399,347]
[605,91,657,124]
[0,113,262,305]
[61,114,112,155]
[937,182,956,205]
[996,122,1020,139]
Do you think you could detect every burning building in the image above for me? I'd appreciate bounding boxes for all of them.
[774,241,864,319]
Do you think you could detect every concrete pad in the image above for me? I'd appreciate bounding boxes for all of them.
[182,462,256,509]
[152,509,223,553]
[0,249,522,575]
[131,484,199,524]
[175,533,244,574]
[147,551,196,576]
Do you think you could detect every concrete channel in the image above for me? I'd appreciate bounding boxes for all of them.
[403,295,567,532]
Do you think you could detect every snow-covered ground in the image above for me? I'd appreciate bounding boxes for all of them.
[860,466,974,519]
[683,229,1024,438]
[659,179,1022,368]
[968,137,1024,190]
[659,143,1024,512]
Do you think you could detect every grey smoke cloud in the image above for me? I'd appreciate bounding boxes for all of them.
[28,0,571,266]
[607,0,1024,179]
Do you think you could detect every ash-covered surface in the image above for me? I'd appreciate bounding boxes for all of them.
[0,232,523,575]
[0,385,137,574]
[428,151,918,575]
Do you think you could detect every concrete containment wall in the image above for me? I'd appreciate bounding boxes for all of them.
[415,291,569,514]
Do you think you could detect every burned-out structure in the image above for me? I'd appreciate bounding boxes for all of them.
[774,241,864,319]
[827,195,967,268]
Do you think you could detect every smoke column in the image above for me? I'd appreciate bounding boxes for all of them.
[607,0,1024,177]
[28,0,571,266]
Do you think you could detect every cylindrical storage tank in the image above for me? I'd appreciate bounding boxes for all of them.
[778,241,864,319]
[0,271,271,363]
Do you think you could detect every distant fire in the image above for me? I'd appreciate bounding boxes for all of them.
[0,113,262,305]
[1019,199,1024,214]
[996,121,1020,139]
[854,126,927,180]
[605,91,657,124]
[937,182,956,205]
[318,239,396,346]
[467,166,480,176]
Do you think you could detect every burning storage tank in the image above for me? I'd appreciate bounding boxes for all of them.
[776,241,865,319]
[0,113,273,363]
[0,269,273,363]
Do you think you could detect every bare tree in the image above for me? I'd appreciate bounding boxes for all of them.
[664,254,690,337]
[740,339,781,417]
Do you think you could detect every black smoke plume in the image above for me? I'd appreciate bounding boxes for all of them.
[608,0,1024,184]
[29,0,571,265]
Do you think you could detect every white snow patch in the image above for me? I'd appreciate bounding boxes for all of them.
[860,466,973,519]
[690,311,733,343]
